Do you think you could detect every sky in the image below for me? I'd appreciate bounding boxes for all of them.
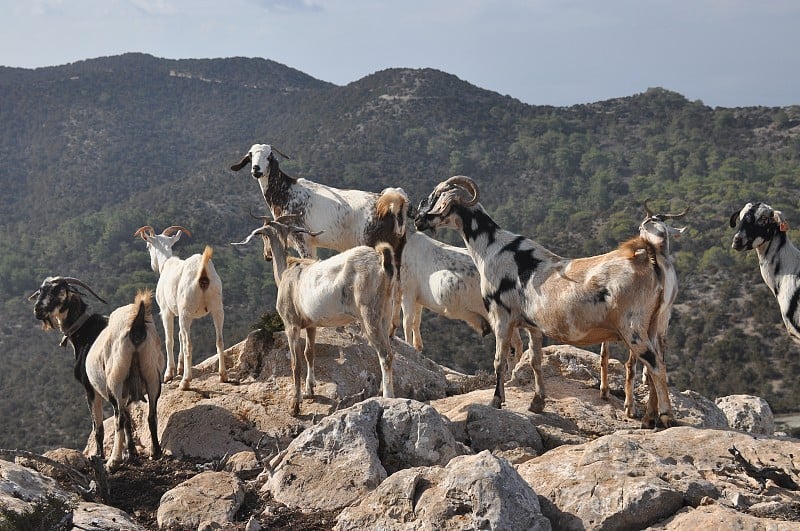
[1,0,799,108]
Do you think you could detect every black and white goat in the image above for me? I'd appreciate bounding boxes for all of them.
[230,143,410,264]
[233,215,399,416]
[134,225,227,390]
[29,276,111,457]
[85,290,164,471]
[415,176,682,428]
[730,202,800,342]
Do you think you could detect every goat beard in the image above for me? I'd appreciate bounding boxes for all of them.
[38,314,58,332]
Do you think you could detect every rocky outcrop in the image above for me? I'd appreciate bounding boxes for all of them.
[2,329,798,530]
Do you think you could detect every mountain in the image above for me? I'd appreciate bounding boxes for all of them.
[1,53,800,452]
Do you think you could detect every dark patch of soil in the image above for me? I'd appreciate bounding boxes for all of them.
[103,455,339,530]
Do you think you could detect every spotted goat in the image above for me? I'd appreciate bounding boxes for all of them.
[230,144,409,265]
[415,176,684,428]
[730,202,800,342]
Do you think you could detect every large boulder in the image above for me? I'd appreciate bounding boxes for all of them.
[262,398,469,511]
[157,471,245,530]
[715,394,775,435]
[335,450,552,530]
[517,426,800,530]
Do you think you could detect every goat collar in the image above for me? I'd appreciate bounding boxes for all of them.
[59,312,91,347]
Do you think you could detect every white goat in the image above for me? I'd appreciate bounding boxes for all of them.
[230,143,409,263]
[233,215,398,416]
[730,202,800,342]
[134,225,227,390]
[399,230,524,369]
[415,176,682,428]
[86,290,164,471]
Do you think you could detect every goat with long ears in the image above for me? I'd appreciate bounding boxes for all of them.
[134,224,227,390]
[415,176,685,428]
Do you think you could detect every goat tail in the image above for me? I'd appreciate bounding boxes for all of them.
[127,290,152,402]
[375,242,396,280]
[198,245,213,291]
[376,188,410,238]
[129,290,153,347]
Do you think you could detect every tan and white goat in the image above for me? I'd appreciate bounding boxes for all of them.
[233,215,398,416]
[86,290,164,471]
[415,176,683,428]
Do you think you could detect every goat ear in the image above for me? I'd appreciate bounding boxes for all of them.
[774,210,789,231]
[230,154,251,171]
[729,211,740,228]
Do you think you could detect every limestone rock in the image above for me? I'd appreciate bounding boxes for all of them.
[157,471,244,530]
[335,450,552,530]
[715,394,775,435]
[263,397,469,511]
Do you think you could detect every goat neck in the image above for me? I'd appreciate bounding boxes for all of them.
[261,227,291,285]
[757,231,800,294]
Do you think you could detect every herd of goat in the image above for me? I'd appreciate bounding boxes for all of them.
[27,142,800,472]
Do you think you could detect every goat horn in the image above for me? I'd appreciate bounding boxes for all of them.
[162,225,192,237]
[643,199,655,218]
[133,225,155,240]
[231,227,269,246]
[58,276,108,304]
[249,208,273,222]
[443,176,479,207]
[27,289,41,301]
[272,147,292,160]
[661,206,690,220]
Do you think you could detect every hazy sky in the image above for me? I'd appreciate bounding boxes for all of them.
[2,0,798,108]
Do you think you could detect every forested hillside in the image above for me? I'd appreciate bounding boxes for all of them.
[2,53,799,452]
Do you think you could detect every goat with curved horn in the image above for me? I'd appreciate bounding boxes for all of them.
[644,199,689,220]
[162,225,192,238]
[134,226,155,241]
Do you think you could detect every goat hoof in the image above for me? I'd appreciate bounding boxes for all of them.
[658,414,672,429]
[290,402,300,417]
[219,374,228,383]
[489,396,503,409]
[528,395,545,413]
[179,379,191,391]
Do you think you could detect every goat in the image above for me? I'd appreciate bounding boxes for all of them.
[415,176,682,428]
[730,202,800,342]
[399,230,524,370]
[233,214,398,416]
[134,225,226,390]
[29,276,111,458]
[85,290,164,471]
[599,201,687,417]
[229,143,410,264]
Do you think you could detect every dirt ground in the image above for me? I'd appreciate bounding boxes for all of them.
[105,456,340,530]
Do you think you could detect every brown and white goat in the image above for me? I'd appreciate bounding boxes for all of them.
[233,215,399,416]
[415,176,682,428]
[599,201,687,418]
[134,225,227,390]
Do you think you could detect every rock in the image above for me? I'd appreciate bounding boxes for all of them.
[71,501,146,530]
[517,426,800,530]
[669,389,729,428]
[648,504,800,530]
[263,397,469,511]
[224,450,261,479]
[157,471,244,530]
[0,458,71,515]
[335,450,552,530]
[715,394,775,435]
